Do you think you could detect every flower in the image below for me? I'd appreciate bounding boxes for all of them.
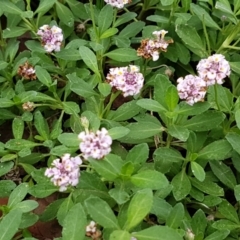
[22,102,35,111]
[177,75,207,106]
[37,25,63,53]
[137,30,173,61]
[196,54,230,86]
[17,62,36,80]
[45,154,82,191]
[104,0,131,8]
[86,221,97,234]
[106,65,144,97]
[78,128,112,160]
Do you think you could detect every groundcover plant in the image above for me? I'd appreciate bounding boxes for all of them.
[1,0,240,239]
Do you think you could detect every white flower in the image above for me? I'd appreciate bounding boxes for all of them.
[45,154,82,191]
[177,75,207,105]
[104,0,131,8]
[37,25,63,53]
[106,65,144,97]
[86,221,97,233]
[78,128,112,160]
[196,54,230,86]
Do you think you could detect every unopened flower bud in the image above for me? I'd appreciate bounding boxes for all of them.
[22,102,35,112]
[185,229,195,240]
[81,116,89,129]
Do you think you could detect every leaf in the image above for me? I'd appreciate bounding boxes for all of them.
[209,161,236,189]
[218,200,239,223]
[58,133,79,147]
[146,15,169,24]
[136,99,167,112]
[0,109,16,119]
[110,230,131,240]
[166,203,184,229]
[0,180,16,197]
[0,0,23,14]
[108,127,130,140]
[212,219,240,231]
[100,28,118,39]
[98,4,113,34]
[119,21,145,38]
[132,226,182,240]
[104,48,139,62]
[183,111,225,131]
[57,196,74,226]
[8,183,29,208]
[0,210,22,240]
[62,203,87,240]
[108,188,130,205]
[225,132,240,155]
[175,42,190,64]
[0,162,14,177]
[98,83,111,97]
[55,49,82,61]
[34,111,49,140]
[191,162,205,182]
[131,170,169,190]
[79,46,99,74]
[124,189,153,231]
[204,230,230,240]
[177,101,210,115]
[172,170,191,201]
[18,91,57,103]
[165,85,179,111]
[62,102,80,115]
[35,0,57,15]
[56,1,74,27]
[12,118,24,140]
[85,197,119,229]
[5,139,40,151]
[190,3,220,29]
[113,12,137,27]
[234,185,240,201]
[192,209,207,236]
[0,61,8,70]
[154,147,185,163]
[28,183,58,198]
[126,143,149,165]
[168,124,190,141]
[35,65,52,87]
[12,200,38,213]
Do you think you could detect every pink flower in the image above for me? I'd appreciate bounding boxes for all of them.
[104,0,131,8]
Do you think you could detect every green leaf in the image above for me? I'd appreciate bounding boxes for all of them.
[28,183,58,198]
[192,209,207,236]
[0,210,22,240]
[225,132,240,155]
[191,162,205,182]
[56,1,74,27]
[100,28,118,39]
[98,83,111,97]
[35,65,52,87]
[88,154,123,181]
[154,147,185,163]
[108,188,130,205]
[151,197,172,221]
[168,125,190,141]
[166,203,184,229]
[79,46,99,74]
[34,111,49,140]
[124,189,153,231]
[234,185,240,201]
[212,219,240,231]
[18,91,57,103]
[191,178,224,196]
[62,102,80,115]
[183,111,225,131]
[62,203,87,240]
[108,127,130,140]
[235,109,240,129]
[204,230,230,240]
[190,3,220,29]
[172,170,191,201]
[132,226,182,240]
[3,26,27,38]
[165,85,179,111]
[119,21,145,38]
[209,161,236,189]
[113,12,137,27]
[176,24,206,57]
[35,0,57,15]
[57,196,74,226]
[136,99,167,112]
[12,200,38,213]
[230,62,240,75]
[110,230,131,240]
[5,139,40,151]
[98,4,113,34]
[131,170,169,190]
[104,48,139,62]
[198,139,232,161]
[0,61,8,70]
[218,200,239,223]
[0,180,16,197]
[0,0,23,14]
[146,15,169,23]
[12,118,24,140]
[58,133,79,147]
[55,49,82,61]
[175,42,190,64]
[0,98,14,108]
[1,154,17,162]
[177,101,210,115]
[126,143,149,165]
[85,197,119,229]
[8,183,29,208]
[0,161,14,177]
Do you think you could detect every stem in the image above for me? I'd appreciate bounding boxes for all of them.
[89,0,98,38]
[102,91,121,117]
[202,15,211,56]
[123,8,138,21]
[214,84,220,110]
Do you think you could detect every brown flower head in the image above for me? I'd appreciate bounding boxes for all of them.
[18,62,36,80]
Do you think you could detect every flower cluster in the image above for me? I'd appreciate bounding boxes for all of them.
[86,221,102,239]
[17,62,36,80]
[78,128,112,160]
[197,54,231,86]
[37,25,63,53]
[177,75,207,106]
[22,101,35,112]
[45,154,82,192]
[137,30,173,61]
[104,0,131,8]
[106,65,144,97]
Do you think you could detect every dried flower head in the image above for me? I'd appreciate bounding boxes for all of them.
[45,154,82,192]
[17,62,36,80]
[137,30,173,61]
[78,128,112,160]
[86,221,102,239]
[104,0,131,8]
[177,75,207,106]
[196,54,231,86]
[22,102,35,112]
[106,65,144,97]
[37,25,63,52]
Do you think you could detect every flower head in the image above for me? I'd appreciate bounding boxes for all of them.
[104,0,131,8]
[18,62,36,80]
[37,25,63,53]
[45,154,82,192]
[106,65,144,97]
[137,30,173,61]
[78,128,112,160]
[196,54,230,86]
[22,102,35,111]
[177,75,207,106]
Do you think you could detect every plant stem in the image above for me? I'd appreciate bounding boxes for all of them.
[102,91,121,117]
[214,84,220,110]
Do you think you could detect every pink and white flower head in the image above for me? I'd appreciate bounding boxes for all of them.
[104,0,131,8]
[78,128,112,160]
[106,65,144,97]
[86,221,97,234]
[37,25,63,53]
[177,75,207,106]
[45,154,82,192]
[196,54,231,86]
[137,30,173,61]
